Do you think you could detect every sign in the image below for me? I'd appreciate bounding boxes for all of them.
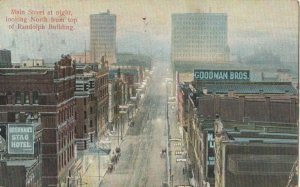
[206,130,215,178]
[176,158,187,162]
[175,185,193,187]
[174,142,181,146]
[8,124,34,154]
[175,151,185,155]
[169,138,181,141]
[119,105,129,109]
[194,69,250,81]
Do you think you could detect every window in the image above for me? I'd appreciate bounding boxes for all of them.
[15,91,21,104]
[84,98,86,105]
[33,91,39,104]
[0,95,6,105]
[90,120,93,127]
[24,92,30,104]
[84,111,87,119]
[84,125,87,133]
[90,107,93,114]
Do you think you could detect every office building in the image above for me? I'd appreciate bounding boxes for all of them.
[90,10,117,66]
[171,13,229,70]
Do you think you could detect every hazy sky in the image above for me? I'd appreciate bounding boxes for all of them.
[0,0,298,63]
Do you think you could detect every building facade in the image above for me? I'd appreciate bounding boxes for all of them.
[177,77,299,187]
[0,55,76,186]
[90,10,117,65]
[0,122,42,187]
[214,120,298,187]
[75,64,97,150]
[75,62,109,150]
[94,67,109,137]
[21,59,45,68]
[0,49,12,68]
[171,13,229,68]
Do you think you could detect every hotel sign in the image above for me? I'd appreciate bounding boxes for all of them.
[194,69,250,81]
[8,124,34,154]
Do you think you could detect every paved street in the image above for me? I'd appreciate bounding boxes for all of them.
[97,63,189,187]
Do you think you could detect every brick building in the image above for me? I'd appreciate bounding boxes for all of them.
[214,119,298,187]
[75,64,97,150]
[177,77,298,187]
[0,121,42,187]
[94,65,109,138]
[0,55,76,186]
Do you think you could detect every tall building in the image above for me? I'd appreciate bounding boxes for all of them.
[0,49,12,68]
[90,10,117,66]
[171,13,229,69]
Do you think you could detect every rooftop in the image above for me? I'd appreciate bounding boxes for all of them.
[192,81,298,95]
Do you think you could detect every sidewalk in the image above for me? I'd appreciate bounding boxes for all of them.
[169,102,190,187]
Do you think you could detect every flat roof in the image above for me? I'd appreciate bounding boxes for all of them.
[195,83,297,95]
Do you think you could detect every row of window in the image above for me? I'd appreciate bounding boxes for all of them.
[58,144,74,171]
[58,105,74,124]
[0,91,39,105]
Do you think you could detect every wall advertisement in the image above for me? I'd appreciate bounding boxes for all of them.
[8,124,34,154]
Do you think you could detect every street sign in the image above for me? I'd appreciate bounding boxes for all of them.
[176,158,187,162]
[8,124,34,154]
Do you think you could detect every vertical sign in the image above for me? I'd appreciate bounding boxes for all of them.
[8,124,34,154]
[206,130,215,178]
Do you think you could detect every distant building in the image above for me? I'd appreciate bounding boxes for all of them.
[90,10,117,65]
[0,49,12,68]
[171,13,229,71]
[71,51,91,64]
[21,59,45,68]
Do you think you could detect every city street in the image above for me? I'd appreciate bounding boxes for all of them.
[99,63,188,187]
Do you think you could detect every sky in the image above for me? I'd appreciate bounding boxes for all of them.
[0,0,298,64]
